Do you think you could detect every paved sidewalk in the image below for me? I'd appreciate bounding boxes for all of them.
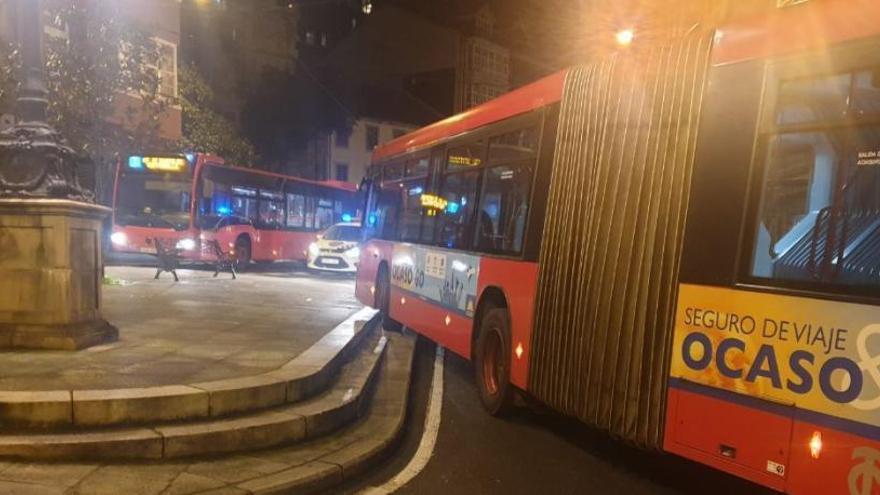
[0,333,414,495]
[0,267,361,390]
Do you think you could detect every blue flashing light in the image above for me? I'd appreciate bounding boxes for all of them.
[342,213,353,223]
[368,213,378,226]
[185,153,196,164]
[128,156,144,169]
[446,202,460,214]
[216,206,232,216]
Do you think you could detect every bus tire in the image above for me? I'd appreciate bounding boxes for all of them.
[234,236,251,270]
[474,306,515,416]
[376,266,402,333]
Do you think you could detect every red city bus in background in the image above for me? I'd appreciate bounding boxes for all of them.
[355,1,880,493]
[110,153,360,265]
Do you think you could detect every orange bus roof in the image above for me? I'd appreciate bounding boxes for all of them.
[372,70,568,163]
[712,0,880,66]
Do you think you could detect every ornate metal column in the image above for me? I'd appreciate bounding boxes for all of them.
[0,0,117,350]
[0,0,88,200]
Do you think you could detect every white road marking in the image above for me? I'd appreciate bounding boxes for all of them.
[359,344,445,495]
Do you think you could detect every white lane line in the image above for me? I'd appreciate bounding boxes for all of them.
[359,344,446,495]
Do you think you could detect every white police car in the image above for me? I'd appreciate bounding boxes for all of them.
[307,222,362,273]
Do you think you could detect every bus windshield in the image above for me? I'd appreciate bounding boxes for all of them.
[322,225,361,242]
[115,173,192,231]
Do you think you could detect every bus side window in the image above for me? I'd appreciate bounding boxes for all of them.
[420,148,446,245]
[286,193,305,228]
[476,127,538,254]
[375,184,401,241]
[436,170,480,250]
[748,66,880,292]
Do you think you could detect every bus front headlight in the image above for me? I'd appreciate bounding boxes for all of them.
[110,232,128,246]
[308,243,320,258]
[176,238,197,251]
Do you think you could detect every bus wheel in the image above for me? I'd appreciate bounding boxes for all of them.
[474,306,514,416]
[376,267,402,332]
[234,237,251,270]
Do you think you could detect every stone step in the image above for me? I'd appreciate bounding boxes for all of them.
[0,307,378,430]
[0,333,417,495]
[0,332,388,461]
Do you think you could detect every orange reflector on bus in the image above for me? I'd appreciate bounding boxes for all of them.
[444,315,451,326]
[515,343,524,359]
[810,431,822,459]
[401,297,406,305]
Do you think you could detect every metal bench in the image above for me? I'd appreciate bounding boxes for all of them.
[208,239,237,279]
[152,238,180,282]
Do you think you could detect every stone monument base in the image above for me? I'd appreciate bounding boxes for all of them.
[0,198,118,350]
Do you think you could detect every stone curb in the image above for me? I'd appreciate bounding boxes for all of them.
[0,330,388,461]
[238,332,417,495]
[0,307,378,429]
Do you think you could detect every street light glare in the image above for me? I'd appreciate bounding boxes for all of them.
[616,29,635,46]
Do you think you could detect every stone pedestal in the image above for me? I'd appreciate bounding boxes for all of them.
[0,198,118,350]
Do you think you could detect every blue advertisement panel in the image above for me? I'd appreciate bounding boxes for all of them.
[390,244,480,318]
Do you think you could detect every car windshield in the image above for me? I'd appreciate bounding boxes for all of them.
[322,225,361,242]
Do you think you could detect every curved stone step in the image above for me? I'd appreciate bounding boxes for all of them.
[0,307,378,429]
[0,333,387,461]
[237,332,417,495]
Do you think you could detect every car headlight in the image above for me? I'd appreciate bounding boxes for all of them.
[176,238,197,251]
[345,246,360,259]
[308,243,320,257]
[110,232,128,246]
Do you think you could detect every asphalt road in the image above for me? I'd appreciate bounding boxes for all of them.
[347,336,776,495]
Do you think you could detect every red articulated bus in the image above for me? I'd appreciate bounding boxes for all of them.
[110,153,360,265]
[355,1,880,493]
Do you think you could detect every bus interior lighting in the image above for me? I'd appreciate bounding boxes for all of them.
[447,202,461,214]
[128,156,144,169]
[216,206,232,216]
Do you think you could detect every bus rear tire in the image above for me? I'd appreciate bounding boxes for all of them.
[474,306,515,416]
[376,267,402,333]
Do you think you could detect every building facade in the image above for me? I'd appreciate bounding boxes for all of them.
[313,118,414,186]
[454,5,510,112]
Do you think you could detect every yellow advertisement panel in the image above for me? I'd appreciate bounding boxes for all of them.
[670,284,880,427]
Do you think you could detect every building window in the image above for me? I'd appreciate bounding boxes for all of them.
[366,125,379,150]
[336,129,350,148]
[335,163,349,182]
[146,38,178,99]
